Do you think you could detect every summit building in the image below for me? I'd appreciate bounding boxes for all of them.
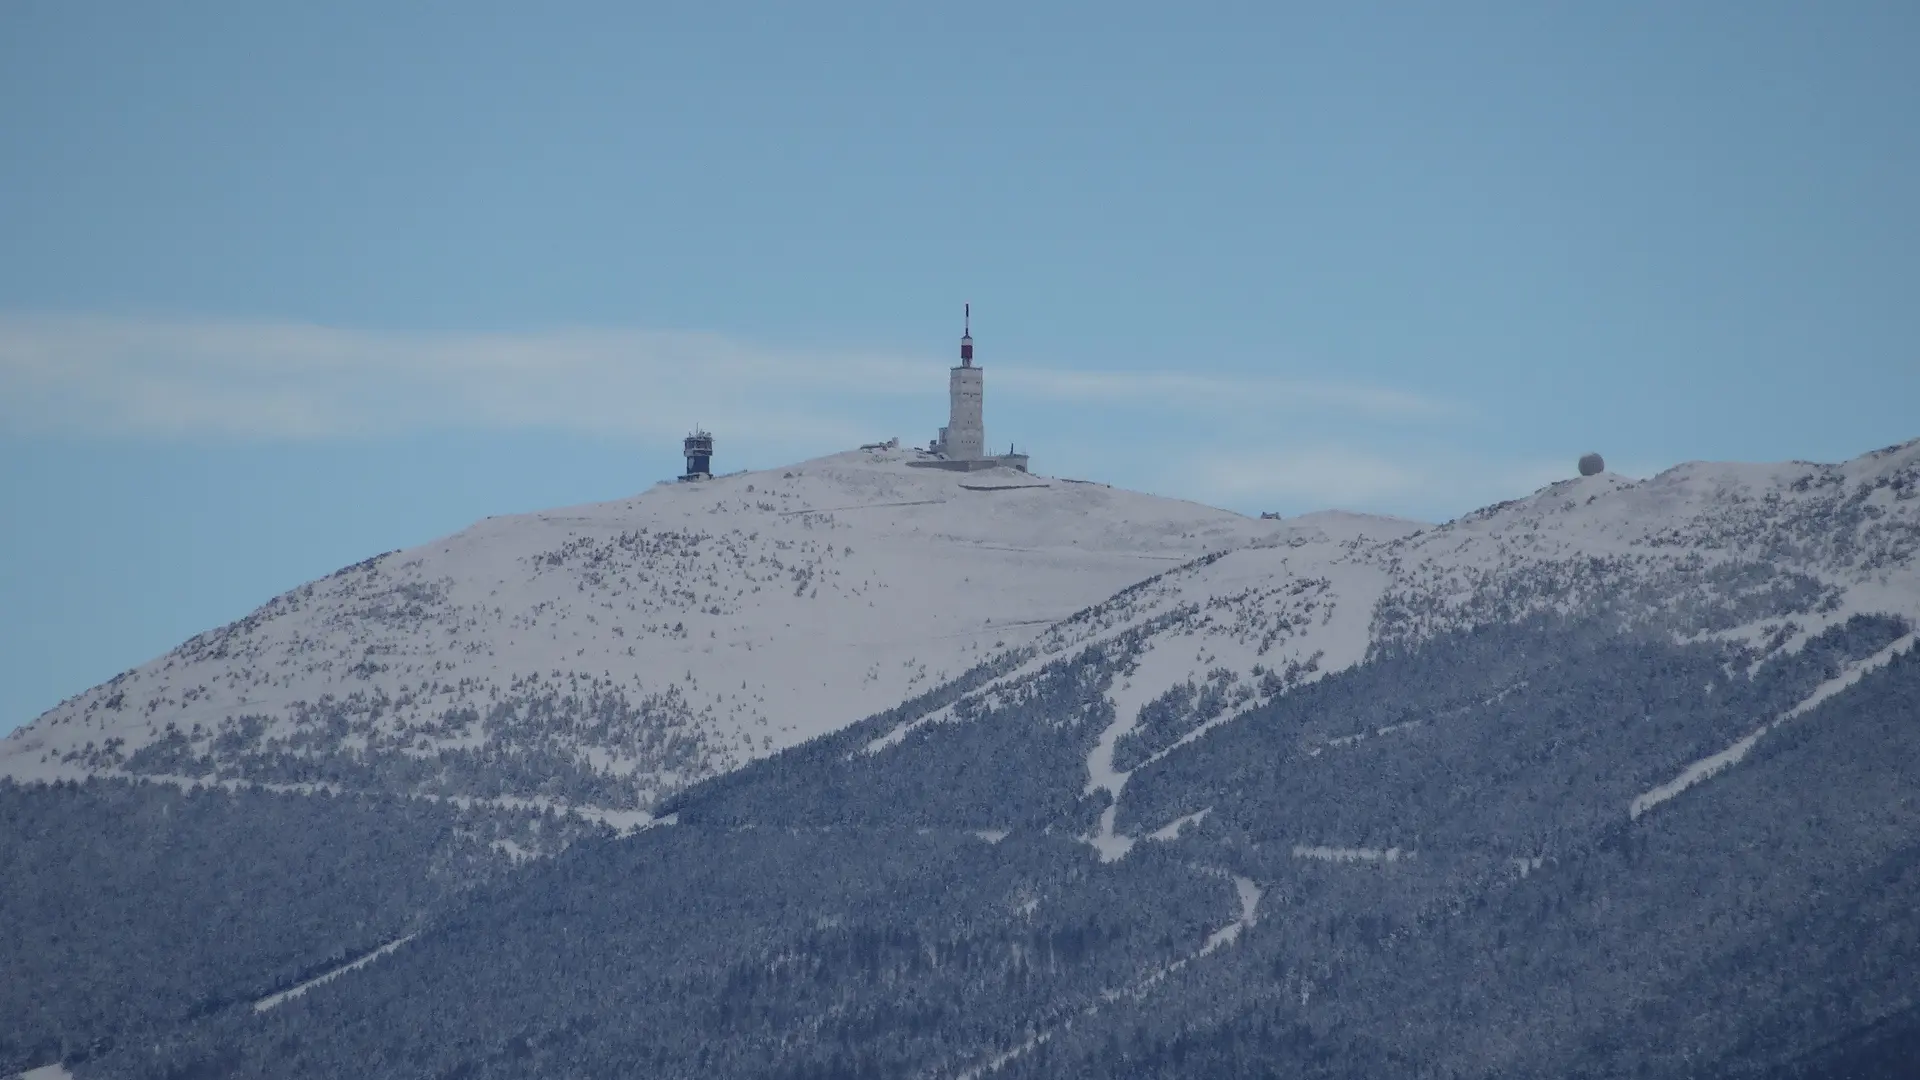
[924,305,1029,473]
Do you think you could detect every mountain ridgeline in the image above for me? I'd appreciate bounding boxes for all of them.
[3,447,1270,815]
[4,438,1918,1079]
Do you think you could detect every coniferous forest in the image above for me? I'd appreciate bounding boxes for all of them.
[6,611,1917,1079]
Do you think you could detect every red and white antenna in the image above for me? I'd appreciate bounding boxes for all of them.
[960,302,974,365]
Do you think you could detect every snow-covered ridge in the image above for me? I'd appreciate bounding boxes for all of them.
[2,447,1268,808]
[855,439,1920,858]
[8,438,1917,826]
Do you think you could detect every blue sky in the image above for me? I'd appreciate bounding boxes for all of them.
[3,2,1917,733]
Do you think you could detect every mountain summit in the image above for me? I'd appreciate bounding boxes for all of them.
[9,440,1918,824]
[1,446,1275,810]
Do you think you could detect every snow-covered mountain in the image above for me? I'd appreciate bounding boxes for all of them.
[9,437,1920,1080]
[595,436,1920,1079]
[0,446,1271,809]
[848,437,1920,859]
[7,438,1915,828]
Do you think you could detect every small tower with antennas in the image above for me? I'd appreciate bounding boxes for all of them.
[680,428,714,482]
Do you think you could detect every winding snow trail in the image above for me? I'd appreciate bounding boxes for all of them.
[1081,722,1138,862]
[1081,638,1195,861]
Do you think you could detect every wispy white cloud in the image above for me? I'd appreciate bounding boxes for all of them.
[1165,444,1576,519]
[0,314,1456,442]
[0,316,907,443]
[994,368,1454,419]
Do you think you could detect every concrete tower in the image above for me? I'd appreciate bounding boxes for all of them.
[945,304,985,461]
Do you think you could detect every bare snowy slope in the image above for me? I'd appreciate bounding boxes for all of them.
[1,446,1269,809]
[853,438,1920,858]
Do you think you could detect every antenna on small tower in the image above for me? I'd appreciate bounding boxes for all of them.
[960,302,974,366]
[680,427,714,482]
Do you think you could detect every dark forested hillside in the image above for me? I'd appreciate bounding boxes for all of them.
[993,628,1920,1080]
[156,830,1237,1079]
[0,778,548,1074]
[55,615,1920,1080]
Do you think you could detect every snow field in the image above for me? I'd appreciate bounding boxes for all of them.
[4,447,1264,805]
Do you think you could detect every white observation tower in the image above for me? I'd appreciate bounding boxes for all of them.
[918,303,1028,473]
[941,303,986,461]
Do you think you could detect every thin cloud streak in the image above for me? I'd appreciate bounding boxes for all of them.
[995,368,1455,419]
[0,314,1456,441]
[0,317,903,442]
[1171,445,1576,519]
